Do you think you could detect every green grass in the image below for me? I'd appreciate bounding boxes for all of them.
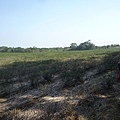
[0,48,119,65]
[0,48,120,90]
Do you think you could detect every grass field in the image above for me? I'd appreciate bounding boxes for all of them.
[0,48,119,80]
[0,48,120,63]
[0,48,120,120]
[0,47,120,82]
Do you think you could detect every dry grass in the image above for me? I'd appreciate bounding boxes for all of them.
[0,73,120,120]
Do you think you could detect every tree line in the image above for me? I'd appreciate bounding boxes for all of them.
[70,40,120,50]
[0,40,119,53]
[0,46,70,53]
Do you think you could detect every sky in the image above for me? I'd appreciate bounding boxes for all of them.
[0,0,120,48]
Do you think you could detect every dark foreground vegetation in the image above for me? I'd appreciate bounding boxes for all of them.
[0,48,120,120]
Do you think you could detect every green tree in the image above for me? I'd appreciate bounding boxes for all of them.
[70,43,77,49]
[77,40,95,50]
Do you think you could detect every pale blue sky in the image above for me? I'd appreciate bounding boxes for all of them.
[0,0,120,48]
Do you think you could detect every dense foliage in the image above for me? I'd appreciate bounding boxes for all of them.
[0,46,70,53]
[0,41,119,53]
[70,40,120,50]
